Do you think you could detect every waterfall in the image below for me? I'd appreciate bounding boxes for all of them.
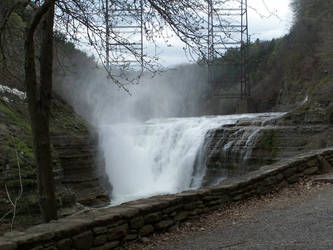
[242,128,261,161]
[222,128,261,163]
[222,112,286,164]
[99,113,285,204]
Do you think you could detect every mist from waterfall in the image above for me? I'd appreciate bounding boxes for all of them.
[57,64,208,124]
[56,61,287,204]
[56,63,212,203]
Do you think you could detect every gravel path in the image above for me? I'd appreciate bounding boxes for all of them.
[126,179,333,250]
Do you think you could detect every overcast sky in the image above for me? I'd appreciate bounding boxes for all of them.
[80,0,293,69]
[155,0,293,67]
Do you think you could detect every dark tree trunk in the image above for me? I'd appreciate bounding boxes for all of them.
[24,1,57,222]
[37,2,57,222]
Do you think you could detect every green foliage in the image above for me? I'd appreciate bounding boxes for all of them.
[209,38,279,92]
[291,0,333,70]
[9,12,26,29]
[7,136,34,160]
[0,101,31,132]
[54,31,76,52]
[210,0,333,112]
[259,130,277,153]
[256,130,278,165]
[204,0,333,114]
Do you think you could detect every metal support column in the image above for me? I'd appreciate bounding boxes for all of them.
[207,0,250,99]
[104,0,144,73]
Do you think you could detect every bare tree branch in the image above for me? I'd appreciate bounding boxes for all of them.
[4,150,23,231]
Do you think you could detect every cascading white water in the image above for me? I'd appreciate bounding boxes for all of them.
[99,113,283,204]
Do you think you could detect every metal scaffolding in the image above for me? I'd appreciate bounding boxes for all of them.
[207,0,250,99]
[103,0,249,91]
[104,0,144,73]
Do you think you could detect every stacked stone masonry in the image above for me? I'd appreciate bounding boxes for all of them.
[0,147,332,250]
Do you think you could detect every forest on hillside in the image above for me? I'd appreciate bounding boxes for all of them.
[210,0,333,119]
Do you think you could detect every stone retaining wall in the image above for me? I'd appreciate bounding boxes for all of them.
[1,147,332,250]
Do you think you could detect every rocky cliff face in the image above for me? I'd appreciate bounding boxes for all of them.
[51,134,109,207]
[0,87,109,232]
[203,114,333,186]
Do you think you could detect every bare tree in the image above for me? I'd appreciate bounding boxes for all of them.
[0,0,232,222]
[54,0,215,85]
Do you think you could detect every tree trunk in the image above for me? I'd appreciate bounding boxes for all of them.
[38,1,57,222]
[24,1,57,222]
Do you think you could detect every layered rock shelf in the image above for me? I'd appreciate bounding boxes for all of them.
[51,134,109,207]
[0,95,110,221]
[203,116,332,186]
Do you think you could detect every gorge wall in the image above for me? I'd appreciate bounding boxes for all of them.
[2,83,331,234]
[0,90,109,231]
[203,114,333,186]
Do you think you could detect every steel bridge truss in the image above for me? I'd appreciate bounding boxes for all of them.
[103,0,249,95]
[207,0,250,99]
[104,0,144,73]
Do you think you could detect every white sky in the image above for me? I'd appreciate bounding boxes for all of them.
[155,0,293,67]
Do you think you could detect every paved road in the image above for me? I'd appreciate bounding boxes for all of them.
[151,185,333,250]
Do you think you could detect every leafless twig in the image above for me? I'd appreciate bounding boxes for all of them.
[4,150,23,231]
[0,208,14,222]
